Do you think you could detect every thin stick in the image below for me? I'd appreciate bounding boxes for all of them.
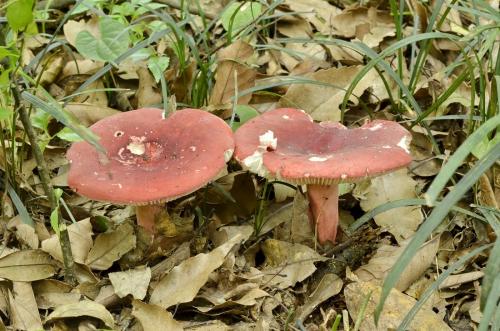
[12,87,77,286]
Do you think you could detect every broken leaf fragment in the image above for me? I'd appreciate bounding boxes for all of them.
[45,300,115,329]
[109,266,151,300]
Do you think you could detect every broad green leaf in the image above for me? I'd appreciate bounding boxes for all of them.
[472,134,500,159]
[71,0,105,15]
[221,2,262,37]
[0,108,12,121]
[230,105,259,131]
[6,0,34,31]
[147,56,170,83]
[75,17,130,62]
[56,127,84,142]
[50,208,60,236]
[31,109,51,131]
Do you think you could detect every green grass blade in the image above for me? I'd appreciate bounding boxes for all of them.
[6,183,34,227]
[425,114,500,205]
[21,91,104,153]
[479,209,500,310]
[479,276,500,331]
[376,142,500,323]
[397,243,492,330]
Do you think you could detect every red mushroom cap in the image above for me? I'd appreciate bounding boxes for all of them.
[234,108,412,183]
[67,108,234,205]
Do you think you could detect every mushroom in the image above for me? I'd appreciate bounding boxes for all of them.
[233,108,412,244]
[67,108,234,233]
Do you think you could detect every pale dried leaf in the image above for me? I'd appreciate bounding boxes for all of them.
[345,281,452,331]
[284,0,341,34]
[150,234,244,308]
[209,40,256,105]
[15,223,39,249]
[136,67,162,108]
[45,300,115,329]
[279,66,384,121]
[42,218,93,264]
[296,273,343,321]
[9,282,43,331]
[132,300,183,331]
[0,250,57,281]
[355,237,439,291]
[360,169,424,242]
[109,266,151,300]
[33,280,81,309]
[85,222,136,270]
[261,239,327,289]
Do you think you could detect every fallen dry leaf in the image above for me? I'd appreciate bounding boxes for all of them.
[33,279,81,309]
[279,66,386,121]
[261,239,327,289]
[359,169,424,242]
[150,233,245,308]
[132,300,183,331]
[109,266,151,300]
[284,0,341,35]
[0,250,57,281]
[9,282,43,331]
[296,273,343,322]
[65,103,120,127]
[15,223,39,249]
[42,218,93,264]
[45,300,115,329]
[209,40,257,106]
[85,222,136,270]
[345,281,452,331]
[355,236,440,291]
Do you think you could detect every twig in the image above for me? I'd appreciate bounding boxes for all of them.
[12,87,77,286]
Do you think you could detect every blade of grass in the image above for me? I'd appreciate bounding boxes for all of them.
[479,208,500,310]
[6,183,34,227]
[375,142,500,323]
[397,243,492,330]
[425,114,500,205]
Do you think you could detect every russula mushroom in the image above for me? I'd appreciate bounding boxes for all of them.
[233,108,412,244]
[67,108,234,233]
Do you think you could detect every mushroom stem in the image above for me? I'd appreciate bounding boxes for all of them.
[307,184,339,244]
[136,204,164,233]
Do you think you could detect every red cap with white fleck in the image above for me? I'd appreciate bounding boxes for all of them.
[67,108,234,205]
[234,108,412,184]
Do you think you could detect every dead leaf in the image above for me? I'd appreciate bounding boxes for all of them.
[9,282,43,331]
[85,222,136,270]
[296,273,343,321]
[45,300,115,329]
[279,66,386,121]
[284,0,341,34]
[345,281,452,331]
[63,18,99,48]
[150,233,245,308]
[332,7,394,40]
[261,239,327,289]
[15,223,39,249]
[109,266,151,300]
[33,280,81,309]
[132,300,183,331]
[209,40,256,105]
[42,218,93,264]
[136,67,162,108]
[355,236,440,291]
[0,250,57,281]
[359,169,424,242]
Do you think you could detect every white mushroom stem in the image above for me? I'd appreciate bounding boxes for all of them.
[307,184,339,244]
[136,204,164,234]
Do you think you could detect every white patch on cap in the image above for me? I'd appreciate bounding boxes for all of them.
[114,131,124,137]
[259,130,277,150]
[282,115,290,120]
[189,146,197,152]
[224,148,234,162]
[309,156,330,162]
[397,136,411,153]
[126,136,146,155]
[368,123,383,131]
[242,150,268,177]
[382,145,392,149]
[341,174,347,179]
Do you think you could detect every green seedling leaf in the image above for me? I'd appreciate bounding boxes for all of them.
[0,108,12,121]
[230,105,259,131]
[472,134,500,159]
[31,109,51,132]
[147,56,170,83]
[6,0,34,31]
[221,2,262,38]
[75,17,130,62]
[50,188,64,237]
[71,0,106,15]
[56,127,84,142]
